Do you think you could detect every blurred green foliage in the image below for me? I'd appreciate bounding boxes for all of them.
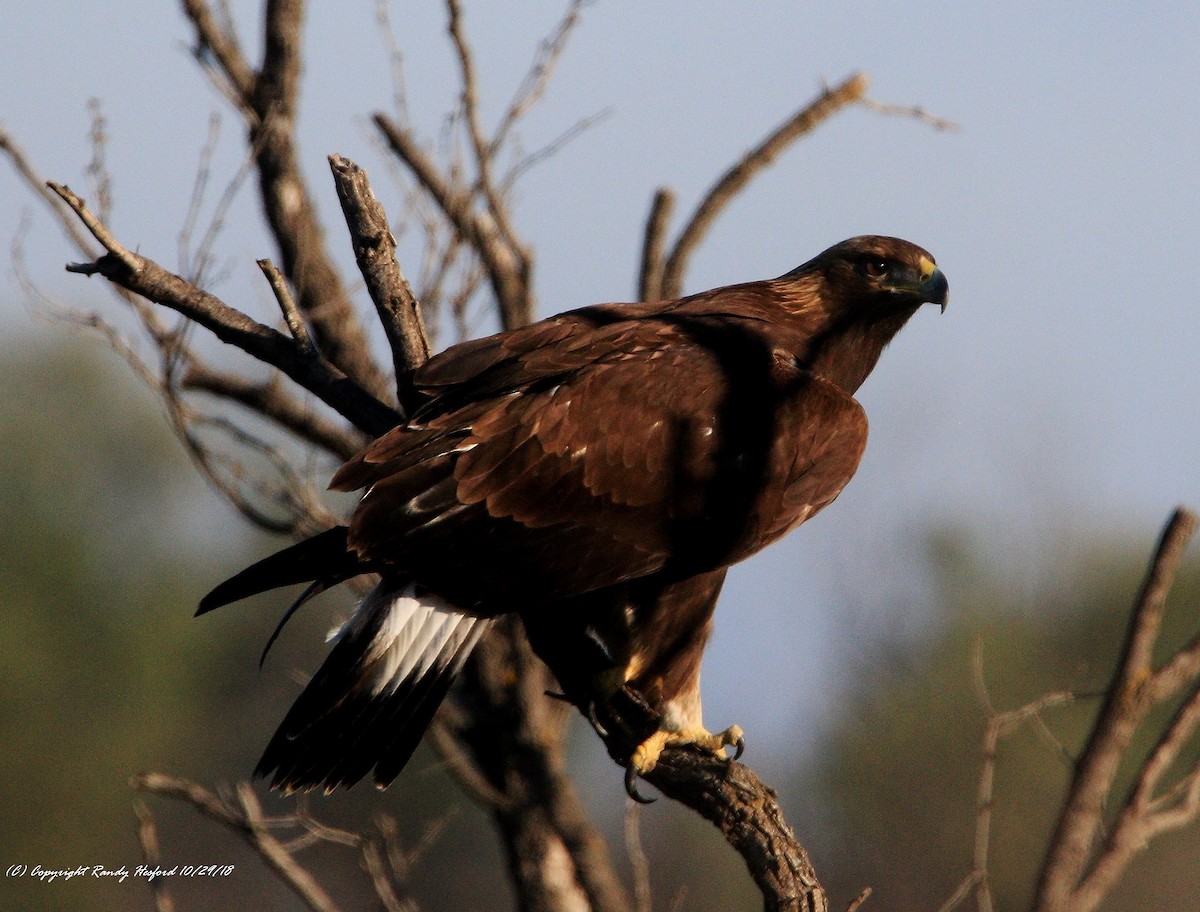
[803,526,1200,911]
[0,337,504,911]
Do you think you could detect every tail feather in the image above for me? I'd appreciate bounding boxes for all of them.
[197,526,361,616]
[255,582,488,792]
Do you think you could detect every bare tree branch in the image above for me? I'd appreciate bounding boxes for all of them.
[857,96,962,132]
[939,642,1076,912]
[658,72,870,300]
[180,0,391,398]
[646,747,828,912]
[257,257,315,351]
[49,182,399,436]
[0,125,100,257]
[181,363,362,459]
[180,0,257,111]
[638,187,675,302]
[328,154,431,410]
[133,799,177,912]
[132,773,343,912]
[374,112,533,331]
[491,0,591,156]
[1034,507,1199,912]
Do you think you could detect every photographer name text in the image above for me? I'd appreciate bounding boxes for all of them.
[5,863,235,883]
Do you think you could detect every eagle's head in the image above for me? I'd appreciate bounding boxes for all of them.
[776,235,948,393]
[785,235,949,315]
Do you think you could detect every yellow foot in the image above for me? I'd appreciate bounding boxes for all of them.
[624,724,745,803]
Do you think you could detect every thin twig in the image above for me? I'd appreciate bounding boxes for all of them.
[503,108,613,189]
[846,887,873,912]
[180,0,257,110]
[237,782,344,912]
[133,799,177,912]
[258,257,315,352]
[858,97,961,132]
[361,834,415,912]
[0,126,99,256]
[85,98,113,224]
[444,0,509,243]
[373,0,410,124]
[178,112,223,282]
[950,641,1074,912]
[638,187,675,302]
[491,0,591,156]
[134,770,416,912]
[624,801,652,912]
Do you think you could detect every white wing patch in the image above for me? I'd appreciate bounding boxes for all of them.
[341,584,487,697]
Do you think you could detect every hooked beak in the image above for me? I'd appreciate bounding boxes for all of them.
[917,255,949,313]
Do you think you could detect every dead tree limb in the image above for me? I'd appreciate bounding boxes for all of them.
[180,0,390,398]
[48,182,398,438]
[328,154,430,410]
[1034,507,1199,912]
[132,773,344,912]
[654,72,870,302]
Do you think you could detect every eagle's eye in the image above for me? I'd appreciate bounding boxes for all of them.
[860,257,890,279]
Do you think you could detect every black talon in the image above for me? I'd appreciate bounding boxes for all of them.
[731,734,745,762]
[584,700,609,738]
[624,765,656,804]
[544,690,610,737]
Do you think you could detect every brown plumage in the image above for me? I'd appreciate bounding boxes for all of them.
[199,235,948,794]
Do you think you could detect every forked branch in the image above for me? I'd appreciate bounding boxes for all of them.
[1034,507,1199,912]
[48,182,398,438]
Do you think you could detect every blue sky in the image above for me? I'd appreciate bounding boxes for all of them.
[2,2,1197,745]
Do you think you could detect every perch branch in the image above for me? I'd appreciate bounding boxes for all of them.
[646,749,828,912]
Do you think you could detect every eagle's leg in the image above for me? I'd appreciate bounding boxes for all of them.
[624,723,745,803]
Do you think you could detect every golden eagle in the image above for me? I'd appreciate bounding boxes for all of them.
[200,235,948,797]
